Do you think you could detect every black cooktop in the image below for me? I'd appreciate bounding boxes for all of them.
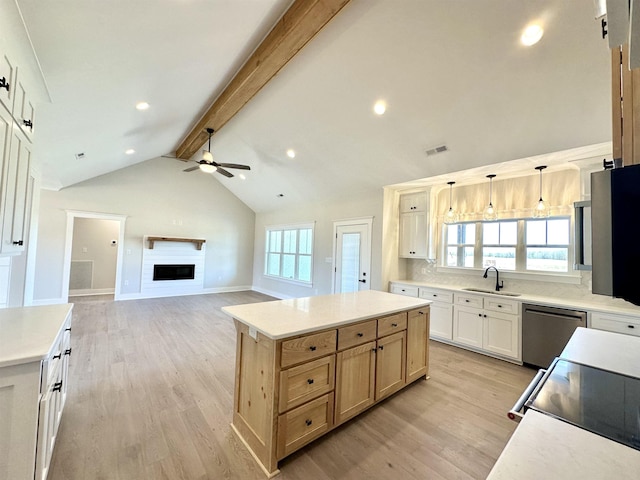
[525,358,640,451]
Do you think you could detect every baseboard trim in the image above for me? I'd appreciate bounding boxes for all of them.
[69,288,115,297]
[116,285,255,302]
[250,286,291,300]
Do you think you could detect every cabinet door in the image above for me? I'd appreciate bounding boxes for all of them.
[406,308,429,383]
[429,302,453,340]
[375,331,406,401]
[399,212,427,258]
[484,312,519,359]
[399,192,427,213]
[453,306,483,348]
[13,72,35,141]
[0,54,15,114]
[334,341,376,425]
[1,127,30,253]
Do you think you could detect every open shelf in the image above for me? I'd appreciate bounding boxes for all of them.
[147,236,206,250]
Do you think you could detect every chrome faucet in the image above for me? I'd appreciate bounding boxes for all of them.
[483,266,504,291]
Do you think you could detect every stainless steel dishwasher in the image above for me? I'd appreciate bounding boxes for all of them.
[522,303,587,369]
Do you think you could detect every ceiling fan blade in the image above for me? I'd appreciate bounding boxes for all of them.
[218,163,250,170]
[216,167,234,178]
[183,166,199,172]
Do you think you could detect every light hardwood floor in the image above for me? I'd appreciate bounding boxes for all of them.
[49,292,535,480]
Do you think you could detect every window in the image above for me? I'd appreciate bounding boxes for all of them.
[525,218,570,272]
[445,223,475,268]
[265,223,314,283]
[482,221,517,270]
[442,217,571,274]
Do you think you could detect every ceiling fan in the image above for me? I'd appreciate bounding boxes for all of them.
[182,128,251,178]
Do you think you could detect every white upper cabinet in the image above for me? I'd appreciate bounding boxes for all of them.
[399,192,427,213]
[13,71,36,141]
[0,54,15,114]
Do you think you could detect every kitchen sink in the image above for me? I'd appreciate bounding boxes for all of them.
[462,287,521,297]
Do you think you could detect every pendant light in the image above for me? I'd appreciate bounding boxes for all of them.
[483,174,498,221]
[444,181,459,224]
[533,165,550,218]
[200,128,217,173]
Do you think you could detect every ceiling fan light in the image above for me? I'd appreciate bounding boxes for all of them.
[202,150,213,162]
[199,163,216,173]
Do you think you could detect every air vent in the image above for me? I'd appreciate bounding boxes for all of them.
[75,152,85,160]
[425,145,448,156]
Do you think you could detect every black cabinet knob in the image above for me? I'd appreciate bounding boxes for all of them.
[357,332,364,337]
[391,323,398,327]
[64,348,72,356]
[309,346,317,351]
[305,419,313,426]
[65,327,71,332]
[0,77,9,92]
[307,378,314,385]
[629,325,635,329]
[53,381,63,392]
[53,353,61,360]
[379,345,384,351]
[12,240,23,246]
[23,119,33,129]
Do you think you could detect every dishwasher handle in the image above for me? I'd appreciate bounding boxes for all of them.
[508,368,547,422]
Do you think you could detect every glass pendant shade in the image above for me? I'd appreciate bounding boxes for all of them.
[483,174,498,221]
[444,181,459,224]
[533,165,550,218]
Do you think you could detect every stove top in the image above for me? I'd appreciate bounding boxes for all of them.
[525,358,640,451]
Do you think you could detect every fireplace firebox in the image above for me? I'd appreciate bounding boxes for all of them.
[153,264,195,281]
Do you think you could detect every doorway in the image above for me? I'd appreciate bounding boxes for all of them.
[332,217,372,293]
[62,211,126,301]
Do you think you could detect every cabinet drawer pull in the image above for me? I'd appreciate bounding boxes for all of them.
[0,77,9,92]
[53,381,63,392]
[357,332,364,337]
[497,304,503,308]
[465,299,470,303]
[378,345,384,351]
[371,348,377,353]
[629,325,636,329]
[419,311,425,315]
[307,378,314,385]
[305,419,313,426]
[309,346,317,351]
[65,327,71,332]
[12,240,23,246]
[64,348,72,356]
[53,353,61,360]
[23,119,33,129]
[391,323,398,327]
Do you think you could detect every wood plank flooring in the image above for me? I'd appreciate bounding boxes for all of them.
[48,292,535,480]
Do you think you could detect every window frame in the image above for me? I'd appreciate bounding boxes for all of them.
[441,216,572,275]
[264,222,315,286]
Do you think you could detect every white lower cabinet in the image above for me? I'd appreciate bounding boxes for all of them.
[453,293,520,361]
[590,311,640,338]
[419,287,453,341]
[390,283,418,297]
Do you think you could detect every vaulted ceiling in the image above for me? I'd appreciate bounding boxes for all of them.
[18,0,611,212]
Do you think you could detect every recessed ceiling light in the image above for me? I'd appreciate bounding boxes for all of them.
[135,101,150,111]
[125,149,135,155]
[373,100,386,115]
[239,174,246,180]
[521,24,543,46]
[286,149,296,159]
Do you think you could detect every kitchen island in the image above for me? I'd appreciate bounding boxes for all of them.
[222,290,431,477]
[487,327,640,479]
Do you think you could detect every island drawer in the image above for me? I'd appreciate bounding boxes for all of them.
[277,392,334,459]
[337,319,377,350]
[378,312,407,337]
[281,330,337,368]
[279,355,335,413]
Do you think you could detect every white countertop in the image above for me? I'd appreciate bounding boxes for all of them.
[391,279,640,317]
[222,290,431,339]
[487,327,640,479]
[487,410,640,480]
[0,304,74,368]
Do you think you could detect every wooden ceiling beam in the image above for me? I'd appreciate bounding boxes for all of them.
[174,0,351,160]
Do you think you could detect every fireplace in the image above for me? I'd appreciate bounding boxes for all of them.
[153,264,195,281]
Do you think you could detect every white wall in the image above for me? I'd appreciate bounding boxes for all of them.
[33,156,255,303]
[70,218,119,293]
[253,190,384,299]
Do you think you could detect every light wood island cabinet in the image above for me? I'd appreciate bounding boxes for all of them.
[223,290,431,477]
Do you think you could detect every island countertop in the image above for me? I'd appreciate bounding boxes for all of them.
[0,304,74,368]
[222,290,431,340]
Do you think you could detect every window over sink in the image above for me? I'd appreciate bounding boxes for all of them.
[444,217,570,273]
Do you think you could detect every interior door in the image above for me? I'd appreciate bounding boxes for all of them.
[334,222,371,293]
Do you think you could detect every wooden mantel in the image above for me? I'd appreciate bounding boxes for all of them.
[147,237,206,250]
